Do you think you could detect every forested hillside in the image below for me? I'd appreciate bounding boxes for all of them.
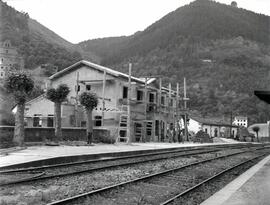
[80,0,270,123]
[0,0,83,70]
[79,0,269,65]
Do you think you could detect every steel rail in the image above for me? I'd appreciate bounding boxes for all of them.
[0,147,213,174]
[160,153,268,205]
[46,147,268,205]
[0,143,257,174]
[0,148,221,186]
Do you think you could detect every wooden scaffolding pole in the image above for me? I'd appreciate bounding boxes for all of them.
[101,70,107,126]
[158,78,162,142]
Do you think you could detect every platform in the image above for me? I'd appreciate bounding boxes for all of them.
[201,154,270,205]
[0,142,242,169]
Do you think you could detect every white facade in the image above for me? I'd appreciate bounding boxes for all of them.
[188,117,238,138]
[233,116,248,127]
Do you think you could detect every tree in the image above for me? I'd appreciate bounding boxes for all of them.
[4,71,34,146]
[252,126,260,142]
[79,92,98,144]
[46,84,70,142]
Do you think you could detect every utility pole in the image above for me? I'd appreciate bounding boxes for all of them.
[230,110,233,138]
[144,77,148,142]
[101,70,107,126]
[127,63,132,144]
[75,72,79,127]
[176,83,180,142]
[184,77,188,141]
[159,78,162,142]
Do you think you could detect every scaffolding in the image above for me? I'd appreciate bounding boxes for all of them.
[74,63,189,143]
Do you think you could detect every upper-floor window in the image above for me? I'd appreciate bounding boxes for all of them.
[137,90,143,101]
[149,93,155,103]
[169,99,174,107]
[123,86,128,99]
[5,50,8,54]
[161,96,165,105]
[86,84,91,91]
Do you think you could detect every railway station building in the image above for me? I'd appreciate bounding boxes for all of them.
[23,60,186,142]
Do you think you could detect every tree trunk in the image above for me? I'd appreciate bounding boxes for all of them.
[86,109,93,144]
[14,103,25,147]
[256,132,259,142]
[54,102,62,142]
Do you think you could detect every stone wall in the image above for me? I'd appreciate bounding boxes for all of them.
[0,126,111,148]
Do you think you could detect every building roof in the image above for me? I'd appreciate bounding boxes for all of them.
[234,116,248,120]
[49,60,155,85]
[248,123,269,133]
[191,116,238,128]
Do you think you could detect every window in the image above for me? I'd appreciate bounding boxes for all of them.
[81,121,86,127]
[95,116,102,126]
[161,96,165,105]
[123,86,128,99]
[137,90,143,101]
[0,72,3,77]
[169,99,173,107]
[33,115,41,127]
[205,128,208,133]
[149,93,155,103]
[86,84,91,91]
[47,116,54,127]
[6,50,8,54]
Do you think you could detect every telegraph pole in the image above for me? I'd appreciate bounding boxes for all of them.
[184,77,189,141]
[101,70,107,126]
[126,63,132,144]
[75,72,79,127]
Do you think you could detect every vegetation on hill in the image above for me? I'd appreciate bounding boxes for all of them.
[0,0,82,70]
[79,0,270,124]
[79,0,270,65]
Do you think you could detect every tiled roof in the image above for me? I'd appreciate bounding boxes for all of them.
[49,60,151,85]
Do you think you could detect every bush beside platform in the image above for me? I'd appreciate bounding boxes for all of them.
[0,126,110,148]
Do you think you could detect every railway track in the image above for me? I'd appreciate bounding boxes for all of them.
[0,143,259,186]
[45,146,270,205]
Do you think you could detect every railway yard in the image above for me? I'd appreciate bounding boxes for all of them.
[0,143,269,205]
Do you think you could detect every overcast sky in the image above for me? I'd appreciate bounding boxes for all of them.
[5,0,270,44]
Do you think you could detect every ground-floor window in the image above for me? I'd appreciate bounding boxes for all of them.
[95,116,102,126]
[47,115,54,127]
[81,121,86,127]
[33,114,42,127]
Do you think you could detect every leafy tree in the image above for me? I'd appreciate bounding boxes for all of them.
[79,92,98,144]
[4,71,34,146]
[252,126,260,142]
[46,84,70,142]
